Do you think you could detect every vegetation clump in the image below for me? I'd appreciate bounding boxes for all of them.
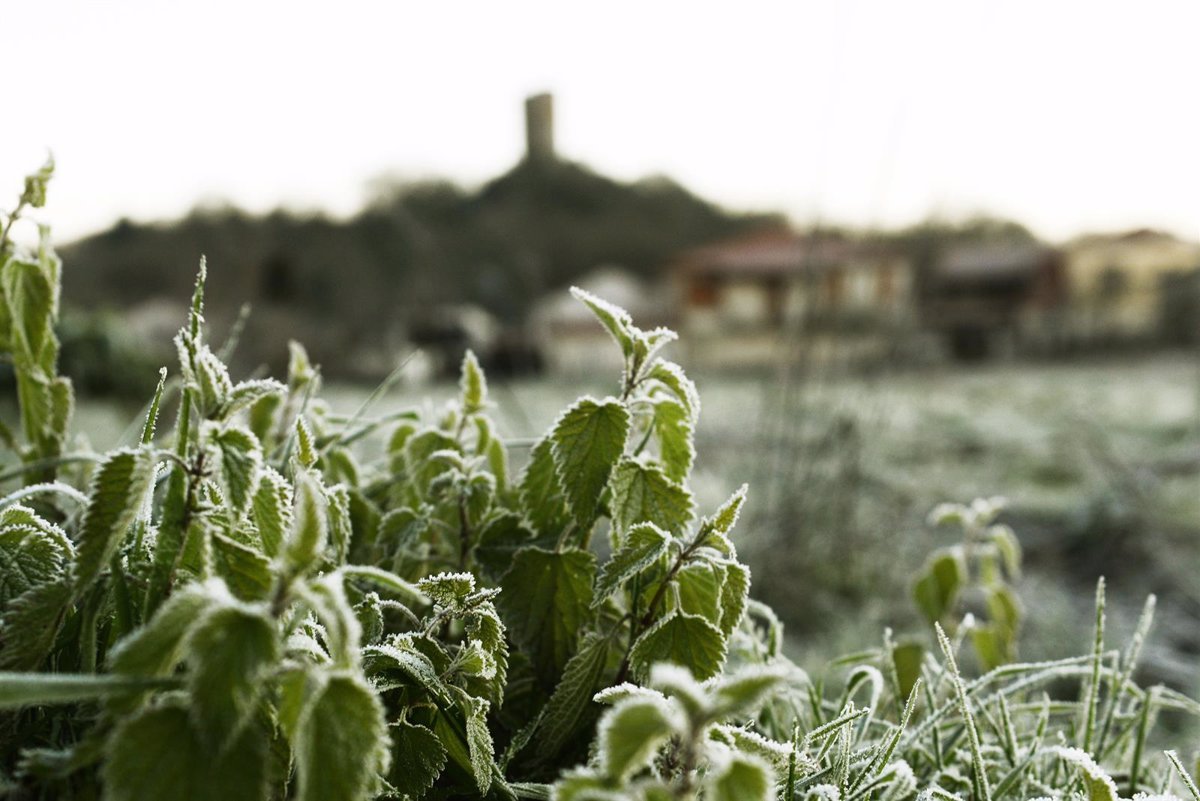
[0,162,1195,800]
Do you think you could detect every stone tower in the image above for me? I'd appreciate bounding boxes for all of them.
[524,93,555,164]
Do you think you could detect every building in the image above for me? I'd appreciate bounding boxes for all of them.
[668,227,916,369]
[1062,229,1200,344]
[921,243,1067,360]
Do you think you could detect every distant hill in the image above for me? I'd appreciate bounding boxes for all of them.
[59,158,780,378]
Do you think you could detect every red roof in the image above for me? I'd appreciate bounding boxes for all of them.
[672,227,884,278]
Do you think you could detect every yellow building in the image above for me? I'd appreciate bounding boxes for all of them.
[1063,229,1200,342]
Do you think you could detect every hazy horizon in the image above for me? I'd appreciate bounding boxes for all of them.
[6,0,1200,244]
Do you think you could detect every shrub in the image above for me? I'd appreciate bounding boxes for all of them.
[0,161,1196,800]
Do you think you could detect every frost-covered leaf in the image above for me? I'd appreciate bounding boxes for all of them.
[460,350,488,413]
[598,696,679,782]
[222,379,286,419]
[707,753,773,801]
[1052,747,1118,801]
[251,466,292,558]
[103,701,268,801]
[570,286,636,360]
[293,672,390,801]
[20,156,54,209]
[388,720,447,798]
[294,417,317,469]
[550,398,630,525]
[325,484,352,565]
[108,582,216,679]
[651,397,694,482]
[709,484,748,539]
[517,437,570,537]
[472,512,538,583]
[719,560,750,637]
[185,601,279,747]
[73,447,157,592]
[629,612,727,682]
[417,572,477,609]
[464,694,495,795]
[0,577,72,670]
[363,639,449,699]
[0,508,73,606]
[609,458,694,538]
[282,469,327,577]
[499,547,595,682]
[711,665,789,719]
[213,425,261,519]
[193,346,234,419]
[593,522,669,608]
[534,632,613,759]
[646,360,700,423]
[210,533,273,602]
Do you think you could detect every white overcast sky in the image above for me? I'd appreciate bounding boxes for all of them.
[5,0,1200,243]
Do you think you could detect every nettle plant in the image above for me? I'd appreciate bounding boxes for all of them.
[912,499,1023,672]
[0,162,1198,801]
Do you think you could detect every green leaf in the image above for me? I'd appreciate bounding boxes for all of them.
[707,754,773,801]
[1053,747,1119,801]
[569,286,636,360]
[210,533,274,602]
[987,585,1022,635]
[251,466,292,558]
[0,577,72,670]
[186,601,279,747]
[651,398,694,482]
[549,397,630,525]
[912,549,965,625]
[711,666,789,719]
[498,547,595,682]
[388,721,448,798]
[675,561,723,625]
[990,525,1022,578]
[718,560,750,637]
[532,632,613,760]
[213,424,261,518]
[486,435,508,491]
[463,693,495,795]
[970,623,1011,672]
[460,350,488,413]
[73,447,157,593]
[326,484,352,565]
[599,696,679,782]
[107,581,217,711]
[0,672,179,709]
[363,640,450,699]
[472,512,539,583]
[891,641,924,700]
[1,255,55,367]
[221,379,286,419]
[103,701,269,801]
[282,469,328,577]
[593,522,669,608]
[20,155,54,209]
[629,612,727,682]
[295,417,317,468]
[517,437,570,537]
[609,458,694,539]
[193,346,234,419]
[293,672,390,801]
[709,484,748,538]
[0,508,73,606]
[646,359,700,422]
[418,572,478,609]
